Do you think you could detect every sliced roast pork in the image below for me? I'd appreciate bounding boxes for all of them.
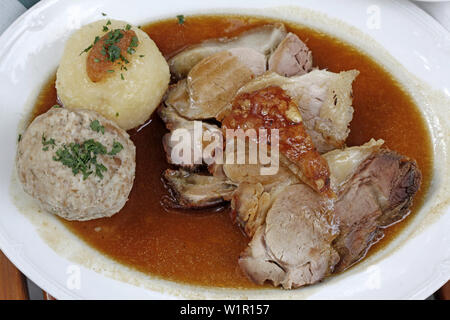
[238,141,421,288]
[268,33,313,77]
[158,105,221,168]
[331,149,422,272]
[166,49,266,120]
[233,70,359,153]
[168,23,287,79]
[229,170,298,237]
[163,169,237,208]
[239,184,339,289]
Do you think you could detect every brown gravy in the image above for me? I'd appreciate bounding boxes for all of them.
[31,15,432,288]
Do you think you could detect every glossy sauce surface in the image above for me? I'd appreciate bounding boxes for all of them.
[31,15,432,288]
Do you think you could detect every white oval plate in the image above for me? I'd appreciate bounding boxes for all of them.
[0,0,449,300]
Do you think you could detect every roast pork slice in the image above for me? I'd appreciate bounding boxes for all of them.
[229,169,298,237]
[168,23,286,79]
[209,147,299,237]
[166,49,266,120]
[268,32,313,77]
[323,138,385,192]
[231,183,272,237]
[158,105,221,168]
[163,169,237,209]
[239,184,339,289]
[223,162,298,191]
[235,70,359,153]
[236,141,421,288]
[332,149,422,272]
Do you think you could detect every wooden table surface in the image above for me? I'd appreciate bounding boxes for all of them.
[0,250,28,300]
[0,249,449,300]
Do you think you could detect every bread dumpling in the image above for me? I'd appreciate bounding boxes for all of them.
[16,108,136,221]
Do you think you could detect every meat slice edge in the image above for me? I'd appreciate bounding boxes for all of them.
[239,184,339,289]
[237,142,421,288]
[234,70,359,153]
[166,49,266,120]
[158,105,221,169]
[332,149,422,272]
[268,32,313,77]
[222,85,333,196]
[163,169,237,209]
[168,23,286,79]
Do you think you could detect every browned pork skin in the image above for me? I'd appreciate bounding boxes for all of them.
[222,85,333,196]
[235,71,359,153]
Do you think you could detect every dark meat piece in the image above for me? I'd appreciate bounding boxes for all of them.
[332,150,422,272]
[163,169,237,209]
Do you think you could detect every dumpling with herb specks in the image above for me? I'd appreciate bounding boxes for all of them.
[16,107,136,221]
[56,19,170,130]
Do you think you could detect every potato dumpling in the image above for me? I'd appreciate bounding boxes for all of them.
[56,19,170,130]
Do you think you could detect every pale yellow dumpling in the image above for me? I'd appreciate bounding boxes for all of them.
[56,19,170,130]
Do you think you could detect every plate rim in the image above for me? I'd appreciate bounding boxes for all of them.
[0,0,449,300]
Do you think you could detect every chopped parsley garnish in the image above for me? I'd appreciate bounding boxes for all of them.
[95,163,108,179]
[53,139,106,180]
[106,20,111,26]
[18,134,22,142]
[108,141,123,156]
[126,36,138,55]
[120,54,129,64]
[79,44,93,56]
[52,138,123,180]
[177,15,185,25]
[120,73,124,80]
[94,58,100,63]
[52,104,61,108]
[107,69,114,73]
[105,29,124,45]
[115,112,119,117]
[130,36,138,48]
[90,120,105,134]
[102,25,109,32]
[125,24,131,31]
[42,133,56,151]
[101,12,107,16]
[107,44,121,62]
